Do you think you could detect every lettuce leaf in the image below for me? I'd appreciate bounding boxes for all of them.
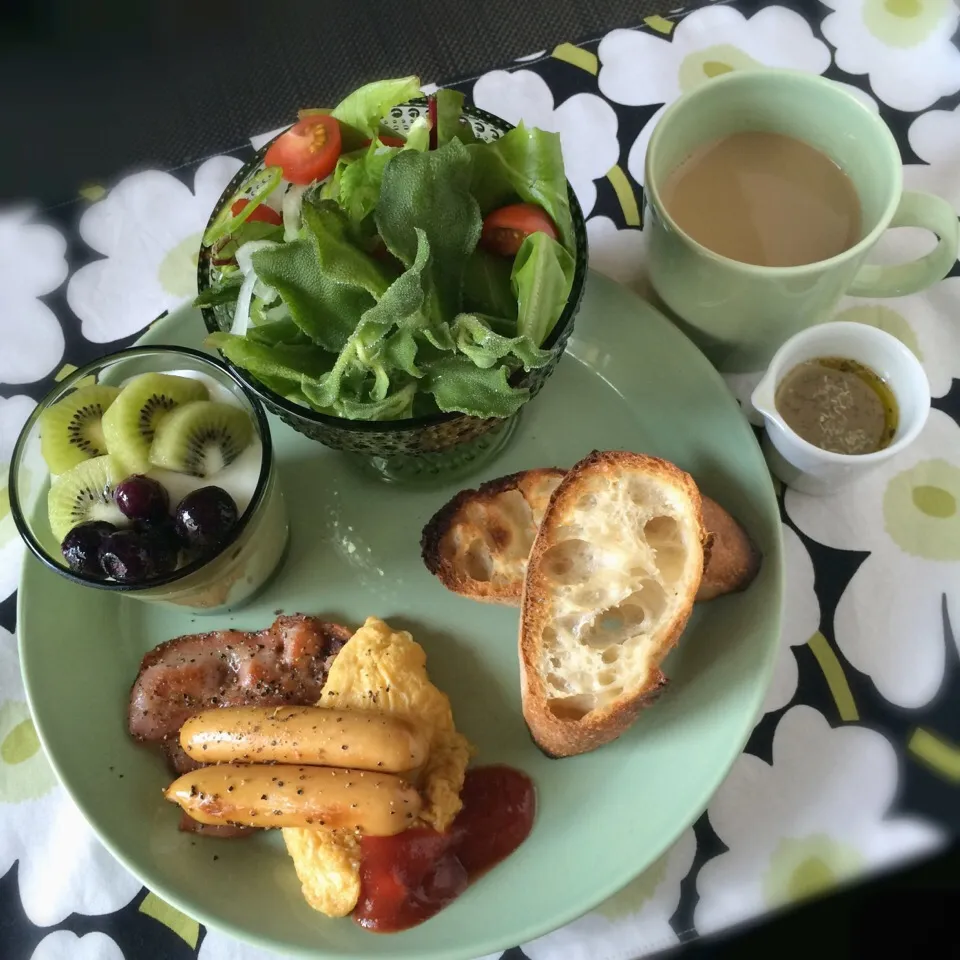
[462,248,517,320]
[206,332,335,382]
[379,327,422,379]
[375,137,482,320]
[403,116,431,152]
[332,76,422,149]
[336,382,418,421]
[299,229,431,411]
[322,140,400,224]
[338,147,398,223]
[194,274,242,308]
[245,317,309,347]
[434,89,478,147]
[301,199,392,298]
[511,231,576,345]
[468,123,575,251]
[251,237,372,352]
[452,314,551,371]
[422,355,529,417]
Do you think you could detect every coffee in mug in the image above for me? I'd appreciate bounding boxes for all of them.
[643,69,959,373]
[660,131,861,268]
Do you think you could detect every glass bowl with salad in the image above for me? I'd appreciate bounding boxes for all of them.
[196,76,587,482]
[8,346,288,613]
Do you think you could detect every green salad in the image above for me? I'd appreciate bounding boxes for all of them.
[196,76,577,421]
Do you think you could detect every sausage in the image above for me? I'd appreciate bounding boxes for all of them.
[177,811,257,839]
[165,763,422,836]
[179,706,429,773]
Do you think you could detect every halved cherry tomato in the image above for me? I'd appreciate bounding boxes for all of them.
[264,114,342,185]
[230,198,282,227]
[480,203,558,257]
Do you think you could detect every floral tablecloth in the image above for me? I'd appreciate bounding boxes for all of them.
[2,1,959,958]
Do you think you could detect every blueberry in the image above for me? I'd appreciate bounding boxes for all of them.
[99,528,172,582]
[174,487,239,552]
[61,521,116,577]
[132,518,181,575]
[115,475,169,521]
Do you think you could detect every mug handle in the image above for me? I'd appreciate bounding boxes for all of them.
[848,191,959,298]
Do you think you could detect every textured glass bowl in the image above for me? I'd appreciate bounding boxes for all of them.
[8,346,289,613]
[197,98,588,482]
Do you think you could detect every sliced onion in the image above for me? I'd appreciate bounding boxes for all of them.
[263,180,287,213]
[235,239,278,274]
[231,271,257,337]
[230,239,278,337]
[283,184,308,242]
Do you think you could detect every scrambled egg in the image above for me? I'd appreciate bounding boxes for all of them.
[282,616,472,916]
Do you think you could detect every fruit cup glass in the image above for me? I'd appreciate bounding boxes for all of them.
[8,346,289,614]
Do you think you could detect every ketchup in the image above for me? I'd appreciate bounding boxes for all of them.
[354,765,535,932]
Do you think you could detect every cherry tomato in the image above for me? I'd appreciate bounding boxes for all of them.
[230,198,282,227]
[480,203,558,257]
[264,114,342,185]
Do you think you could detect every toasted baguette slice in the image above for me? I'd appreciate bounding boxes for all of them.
[420,468,566,604]
[422,470,759,605]
[697,497,762,601]
[520,451,706,758]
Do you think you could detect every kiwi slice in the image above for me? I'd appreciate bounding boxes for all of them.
[47,455,125,543]
[149,401,254,478]
[39,385,121,474]
[102,374,208,473]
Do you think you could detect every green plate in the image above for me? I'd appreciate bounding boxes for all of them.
[18,271,783,960]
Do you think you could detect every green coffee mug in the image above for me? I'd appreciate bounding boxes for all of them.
[644,69,959,373]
